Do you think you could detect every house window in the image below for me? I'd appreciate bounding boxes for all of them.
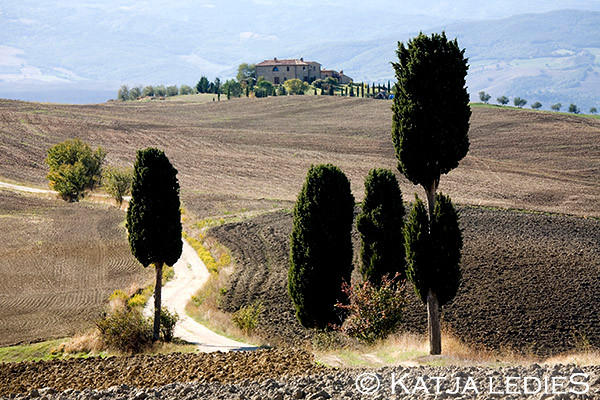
[303,66,306,70]
[274,77,280,84]
[286,66,290,71]
[273,67,279,71]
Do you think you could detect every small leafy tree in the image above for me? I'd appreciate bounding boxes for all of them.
[590,107,598,114]
[531,101,542,110]
[45,139,106,201]
[142,85,155,97]
[356,168,406,284]
[154,85,167,97]
[118,85,129,101]
[166,85,179,97]
[289,164,354,329]
[102,166,133,206]
[129,86,142,100]
[127,148,182,341]
[478,91,491,103]
[179,85,193,95]
[513,97,527,108]
[237,63,257,85]
[257,80,274,95]
[551,103,562,111]
[497,95,509,105]
[404,194,462,354]
[284,78,309,95]
[569,103,580,114]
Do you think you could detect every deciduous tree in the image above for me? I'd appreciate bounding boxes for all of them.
[102,166,133,206]
[551,103,562,111]
[497,95,509,105]
[513,97,527,108]
[126,148,182,341]
[531,101,542,110]
[478,91,491,103]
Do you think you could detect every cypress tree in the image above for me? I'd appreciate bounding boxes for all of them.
[127,148,182,341]
[356,169,405,285]
[289,164,355,329]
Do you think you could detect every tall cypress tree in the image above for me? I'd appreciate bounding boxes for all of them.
[288,164,355,329]
[356,169,405,285]
[126,148,182,341]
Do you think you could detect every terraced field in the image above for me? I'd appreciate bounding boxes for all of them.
[0,189,152,346]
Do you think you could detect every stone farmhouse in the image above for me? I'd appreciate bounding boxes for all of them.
[255,58,353,85]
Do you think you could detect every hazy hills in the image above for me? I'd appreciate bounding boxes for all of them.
[0,1,598,109]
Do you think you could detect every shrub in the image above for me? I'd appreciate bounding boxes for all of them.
[337,274,406,344]
[102,166,132,206]
[569,103,580,114]
[96,307,152,353]
[159,307,179,342]
[45,138,106,201]
[232,301,263,335]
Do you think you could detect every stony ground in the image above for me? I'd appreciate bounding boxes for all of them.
[210,206,600,356]
[2,351,599,399]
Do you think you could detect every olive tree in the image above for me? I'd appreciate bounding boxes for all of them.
[126,148,182,341]
[391,31,469,354]
[102,166,133,206]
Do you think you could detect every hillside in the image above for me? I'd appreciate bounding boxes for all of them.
[1,96,598,218]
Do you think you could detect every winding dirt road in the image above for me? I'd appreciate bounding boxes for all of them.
[0,181,255,352]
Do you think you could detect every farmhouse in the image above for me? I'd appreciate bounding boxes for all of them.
[255,58,353,85]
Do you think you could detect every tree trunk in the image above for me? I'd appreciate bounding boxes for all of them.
[427,288,442,355]
[153,262,163,342]
[424,180,438,220]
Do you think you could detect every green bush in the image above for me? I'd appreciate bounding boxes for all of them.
[102,166,132,206]
[337,275,406,344]
[96,308,152,353]
[159,307,179,342]
[232,301,263,335]
[45,138,106,201]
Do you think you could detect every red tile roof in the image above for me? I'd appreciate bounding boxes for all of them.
[256,58,319,67]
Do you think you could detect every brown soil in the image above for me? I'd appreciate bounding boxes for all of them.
[0,98,598,218]
[209,206,600,356]
[0,189,152,346]
[0,348,320,397]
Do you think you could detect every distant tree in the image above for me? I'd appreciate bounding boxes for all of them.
[166,85,178,97]
[118,85,130,101]
[213,77,221,95]
[129,86,142,100]
[568,103,580,114]
[361,82,364,98]
[387,80,391,92]
[590,107,598,114]
[531,101,542,110]
[497,95,509,105]
[154,85,167,97]
[102,166,133,207]
[312,79,324,89]
[392,31,469,355]
[237,63,257,86]
[284,78,309,95]
[257,80,274,95]
[513,97,527,108]
[478,91,491,104]
[196,76,209,93]
[142,85,155,97]
[226,86,231,100]
[179,85,193,95]
[551,103,562,111]
[356,168,406,285]
[45,139,106,201]
[277,85,287,96]
[223,79,242,97]
[289,164,354,329]
[127,148,182,342]
[349,86,355,97]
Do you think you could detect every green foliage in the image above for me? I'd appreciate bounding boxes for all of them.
[223,79,242,97]
[569,103,580,114]
[232,301,263,335]
[166,85,179,97]
[513,97,527,108]
[154,85,167,97]
[392,32,471,192]
[277,85,287,96]
[257,80,274,95]
[179,84,193,95]
[213,77,221,94]
[283,78,309,95]
[142,85,155,97]
[356,169,406,285]
[590,107,598,114]
[102,166,133,206]
[551,103,562,111]
[45,138,106,201]
[117,85,129,101]
[196,76,209,93]
[337,275,406,344]
[129,86,142,100]
[96,307,152,354]
[497,95,509,105]
[404,194,462,307]
[237,63,257,85]
[478,91,491,103]
[289,164,355,329]
[312,79,324,89]
[127,148,182,268]
[531,101,542,110]
[159,307,179,342]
